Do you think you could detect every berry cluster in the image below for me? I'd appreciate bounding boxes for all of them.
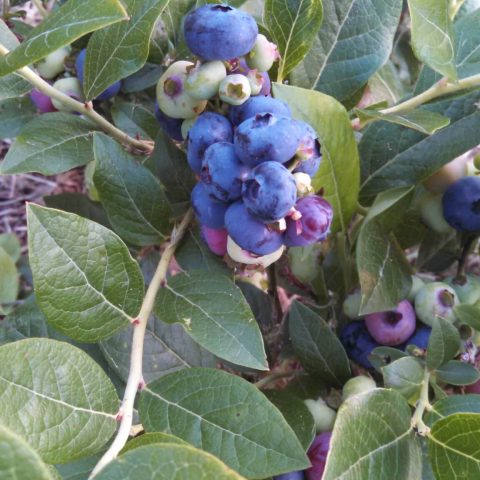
[155,4,333,267]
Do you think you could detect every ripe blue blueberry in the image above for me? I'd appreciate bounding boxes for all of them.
[225,202,284,255]
[293,121,322,177]
[187,112,233,174]
[154,101,183,141]
[273,472,305,480]
[242,162,297,222]
[364,300,416,346]
[191,182,228,229]
[284,196,333,247]
[184,4,258,61]
[414,282,458,326]
[76,49,121,101]
[401,326,431,350]
[201,142,249,202]
[442,176,480,232]
[228,95,291,126]
[227,236,284,267]
[234,113,301,167]
[340,321,380,369]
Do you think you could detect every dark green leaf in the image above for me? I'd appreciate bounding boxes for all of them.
[83,0,170,100]
[428,413,480,479]
[27,204,144,342]
[323,389,421,480]
[367,61,407,106]
[0,424,53,480]
[416,230,458,271]
[237,281,273,329]
[93,133,172,247]
[273,83,359,233]
[139,368,310,478]
[355,108,450,135]
[454,304,480,330]
[55,454,103,480]
[1,113,97,175]
[425,394,480,426]
[110,100,160,141]
[263,390,316,451]
[408,0,457,80]
[0,338,119,463]
[264,0,323,81]
[426,316,460,370]
[291,0,402,102]
[288,301,351,387]
[436,360,480,385]
[121,432,189,454]
[155,271,268,370]
[382,357,424,400]
[0,96,36,138]
[122,63,164,93]
[95,444,246,479]
[0,0,128,77]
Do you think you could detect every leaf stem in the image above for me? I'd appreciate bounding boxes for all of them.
[90,209,194,478]
[449,0,465,19]
[0,42,152,153]
[31,0,48,17]
[411,369,432,436]
[2,0,9,19]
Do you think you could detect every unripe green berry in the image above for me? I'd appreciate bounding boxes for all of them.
[342,376,376,402]
[51,77,84,111]
[446,275,480,305]
[185,61,227,100]
[246,34,279,72]
[407,275,425,302]
[418,192,452,234]
[245,69,263,95]
[304,398,336,433]
[414,282,459,326]
[342,291,362,319]
[35,46,71,79]
[293,172,313,196]
[423,156,468,194]
[218,74,251,106]
[227,236,284,268]
[84,161,100,202]
[181,117,197,140]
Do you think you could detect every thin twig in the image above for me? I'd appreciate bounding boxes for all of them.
[89,209,194,478]
[31,0,48,17]
[411,369,432,436]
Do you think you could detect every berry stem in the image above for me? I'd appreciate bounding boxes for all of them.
[411,369,432,436]
[449,0,465,19]
[89,209,194,478]
[0,42,152,153]
[32,0,48,17]
[2,0,9,18]
[455,233,478,282]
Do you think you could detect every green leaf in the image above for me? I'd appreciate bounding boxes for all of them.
[367,61,407,106]
[121,432,189,454]
[435,360,480,386]
[359,90,480,202]
[1,113,97,175]
[454,304,480,330]
[237,281,274,329]
[100,315,216,384]
[0,73,32,101]
[96,444,246,480]
[0,338,119,463]
[426,316,460,370]
[0,424,53,480]
[416,230,458,271]
[0,18,21,50]
[0,246,19,310]
[139,368,310,478]
[408,0,457,81]
[0,0,128,77]
[264,0,323,81]
[369,346,408,373]
[122,63,164,93]
[92,133,171,247]
[357,220,412,315]
[83,0,170,100]
[290,0,402,103]
[0,233,21,263]
[263,390,315,451]
[273,83,359,233]
[425,394,480,426]
[155,271,268,371]
[288,301,351,386]
[323,389,421,480]
[382,357,424,401]
[55,454,103,480]
[0,96,36,139]
[428,413,480,479]
[355,108,450,135]
[27,204,144,342]
[110,100,160,141]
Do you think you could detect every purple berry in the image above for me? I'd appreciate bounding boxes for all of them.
[76,49,121,101]
[201,142,250,202]
[340,321,380,369]
[273,472,305,480]
[259,71,271,95]
[234,113,301,167]
[184,5,258,61]
[30,89,56,113]
[306,432,332,480]
[293,121,322,177]
[442,176,480,232]
[228,95,291,126]
[225,201,283,255]
[191,182,228,229]
[200,225,228,256]
[285,196,333,247]
[364,300,416,346]
[187,112,233,174]
[242,162,297,222]
[154,101,183,141]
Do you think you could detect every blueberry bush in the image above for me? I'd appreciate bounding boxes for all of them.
[1,0,480,478]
